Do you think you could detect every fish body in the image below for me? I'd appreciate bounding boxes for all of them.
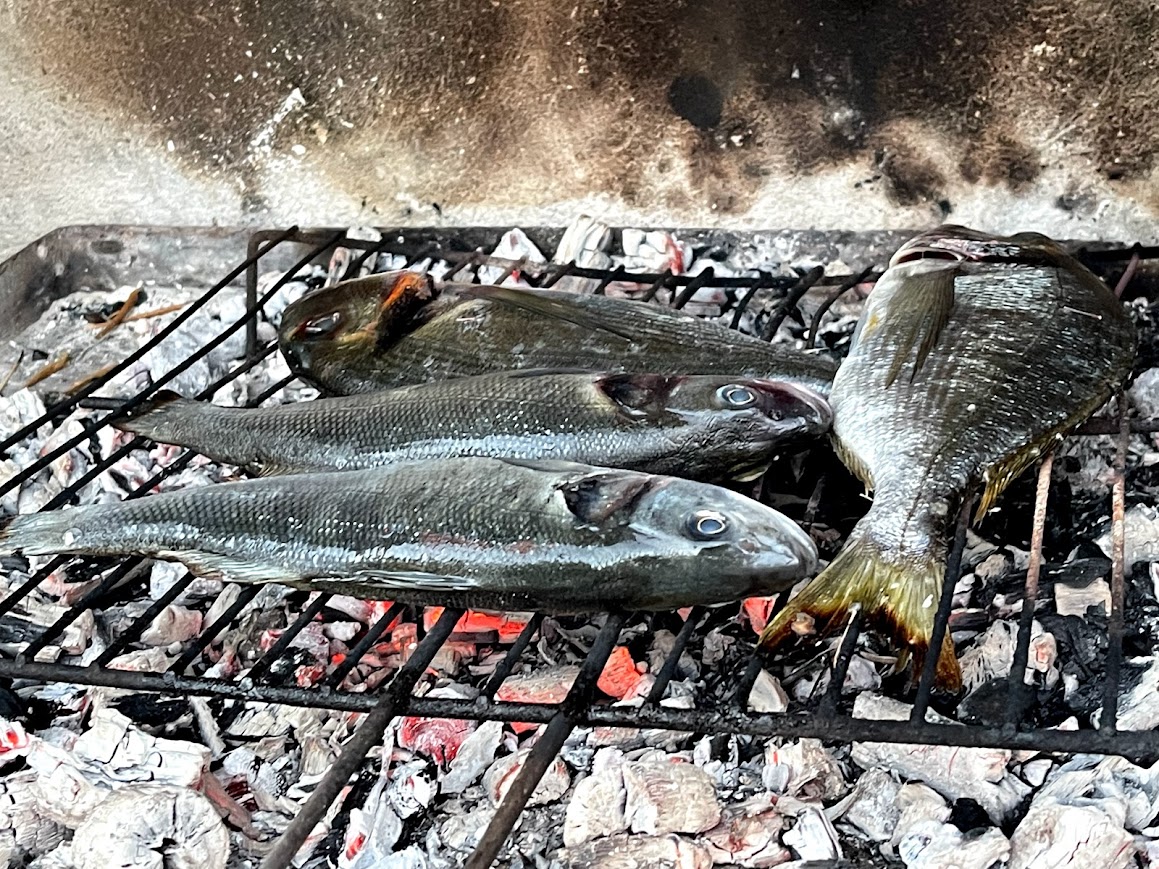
[0,458,818,612]
[114,370,830,482]
[759,225,1137,689]
[276,272,838,396]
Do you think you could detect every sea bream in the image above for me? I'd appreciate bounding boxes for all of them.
[276,272,839,396]
[0,458,818,612]
[112,370,831,482]
[758,225,1137,690]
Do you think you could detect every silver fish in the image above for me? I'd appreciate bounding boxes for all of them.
[0,458,818,612]
[113,370,831,482]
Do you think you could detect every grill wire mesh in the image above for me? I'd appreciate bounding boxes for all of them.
[0,226,1156,868]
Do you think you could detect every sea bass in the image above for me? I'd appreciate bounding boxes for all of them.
[0,458,818,611]
[758,225,1136,689]
[276,272,838,396]
[114,370,831,482]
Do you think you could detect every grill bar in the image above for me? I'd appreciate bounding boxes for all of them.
[1101,398,1132,733]
[910,499,972,723]
[646,607,705,704]
[258,606,466,869]
[819,607,864,717]
[468,613,625,869]
[323,603,406,690]
[481,614,546,700]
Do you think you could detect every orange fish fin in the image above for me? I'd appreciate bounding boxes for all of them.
[881,267,957,389]
[757,532,962,693]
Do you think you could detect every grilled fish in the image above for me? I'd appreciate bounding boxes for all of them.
[758,225,1137,690]
[0,458,818,611]
[114,370,831,482]
[276,272,838,396]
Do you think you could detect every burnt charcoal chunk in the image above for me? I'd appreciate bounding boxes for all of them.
[958,678,1033,727]
[110,694,189,727]
[950,798,992,833]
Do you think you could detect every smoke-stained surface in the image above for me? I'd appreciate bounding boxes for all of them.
[2,0,1158,255]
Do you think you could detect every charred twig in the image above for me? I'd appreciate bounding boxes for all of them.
[90,287,144,338]
[1101,396,1131,733]
[0,350,24,396]
[20,351,70,389]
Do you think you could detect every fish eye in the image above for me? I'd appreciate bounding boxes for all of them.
[687,509,729,540]
[718,385,757,408]
[300,311,343,339]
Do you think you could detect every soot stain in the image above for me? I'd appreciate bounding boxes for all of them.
[16,0,1159,211]
[875,145,947,206]
[668,75,724,129]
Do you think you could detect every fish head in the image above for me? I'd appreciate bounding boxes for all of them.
[278,271,438,384]
[555,467,816,577]
[655,375,832,479]
[627,477,820,590]
[890,225,1071,267]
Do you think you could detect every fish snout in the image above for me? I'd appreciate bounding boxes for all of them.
[749,380,833,437]
[746,510,819,582]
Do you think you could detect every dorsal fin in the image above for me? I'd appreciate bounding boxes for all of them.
[460,286,638,342]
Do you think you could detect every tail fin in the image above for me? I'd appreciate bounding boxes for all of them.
[0,511,81,556]
[757,531,962,692]
[114,390,192,435]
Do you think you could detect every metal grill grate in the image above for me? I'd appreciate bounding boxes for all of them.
[0,226,1155,868]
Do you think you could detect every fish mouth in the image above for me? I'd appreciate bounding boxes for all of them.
[890,225,1068,268]
[749,514,819,582]
[749,380,833,434]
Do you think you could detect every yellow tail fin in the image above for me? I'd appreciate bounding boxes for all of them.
[757,532,962,692]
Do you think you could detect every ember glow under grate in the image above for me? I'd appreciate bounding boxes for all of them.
[0,226,1157,868]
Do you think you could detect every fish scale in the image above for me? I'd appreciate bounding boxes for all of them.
[114,369,831,483]
[759,226,1136,690]
[0,457,818,613]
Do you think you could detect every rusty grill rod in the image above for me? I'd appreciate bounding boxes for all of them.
[1005,453,1056,724]
[467,613,625,869]
[1101,397,1132,733]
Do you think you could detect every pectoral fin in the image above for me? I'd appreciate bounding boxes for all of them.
[461,286,638,342]
[880,268,957,389]
[558,469,654,528]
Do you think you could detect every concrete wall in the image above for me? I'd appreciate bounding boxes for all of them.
[2,0,1157,260]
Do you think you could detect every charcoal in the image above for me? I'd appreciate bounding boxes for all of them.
[107,694,189,727]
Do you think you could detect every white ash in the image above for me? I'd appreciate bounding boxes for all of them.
[72,784,229,869]
[0,223,1152,868]
[851,693,1030,823]
[1100,503,1159,569]
[958,619,1060,694]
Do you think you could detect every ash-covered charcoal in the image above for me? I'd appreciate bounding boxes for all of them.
[563,832,713,869]
[850,694,1030,824]
[484,749,570,808]
[71,784,229,869]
